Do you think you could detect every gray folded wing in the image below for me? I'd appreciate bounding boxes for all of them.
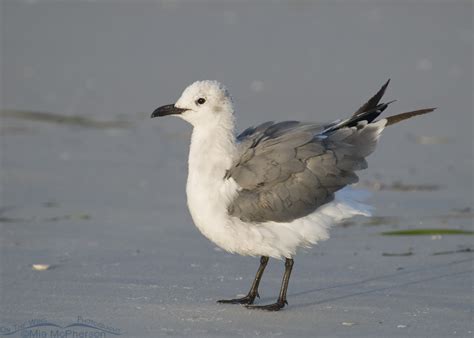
[226,120,382,223]
[226,81,393,224]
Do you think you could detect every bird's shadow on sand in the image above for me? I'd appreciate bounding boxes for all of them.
[287,257,473,310]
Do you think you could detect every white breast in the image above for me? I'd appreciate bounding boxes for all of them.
[185,124,371,259]
[185,125,242,251]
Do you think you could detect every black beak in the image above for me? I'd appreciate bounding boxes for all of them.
[151,104,188,118]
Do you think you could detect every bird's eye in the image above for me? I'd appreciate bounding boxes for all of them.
[196,98,206,105]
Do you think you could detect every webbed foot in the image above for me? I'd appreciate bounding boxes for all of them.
[245,299,287,311]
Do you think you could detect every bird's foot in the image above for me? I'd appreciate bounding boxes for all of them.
[217,293,258,305]
[245,299,287,311]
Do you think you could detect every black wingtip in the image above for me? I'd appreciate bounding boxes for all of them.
[353,79,392,117]
[377,78,391,99]
[379,79,391,94]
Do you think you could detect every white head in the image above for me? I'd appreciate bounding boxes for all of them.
[151,81,235,128]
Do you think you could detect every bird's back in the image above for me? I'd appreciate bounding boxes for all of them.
[226,80,434,224]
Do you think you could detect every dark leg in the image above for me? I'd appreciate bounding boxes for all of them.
[246,258,294,311]
[217,256,269,305]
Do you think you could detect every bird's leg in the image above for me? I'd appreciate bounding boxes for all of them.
[246,258,294,311]
[217,256,269,305]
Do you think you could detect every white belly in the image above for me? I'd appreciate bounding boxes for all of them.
[184,124,370,259]
[187,173,371,259]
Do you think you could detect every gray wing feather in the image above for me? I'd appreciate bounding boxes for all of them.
[227,80,434,223]
[227,119,379,223]
[227,81,401,223]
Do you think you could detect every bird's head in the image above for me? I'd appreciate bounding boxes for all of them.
[151,80,234,128]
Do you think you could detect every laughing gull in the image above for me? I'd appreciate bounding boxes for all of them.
[151,80,434,311]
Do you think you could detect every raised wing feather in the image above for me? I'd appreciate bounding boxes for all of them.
[227,120,382,223]
[225,80,387,222]
[226,80,434,223]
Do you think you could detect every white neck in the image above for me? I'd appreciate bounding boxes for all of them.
[185,117,240,244]
[188,120,237,179]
